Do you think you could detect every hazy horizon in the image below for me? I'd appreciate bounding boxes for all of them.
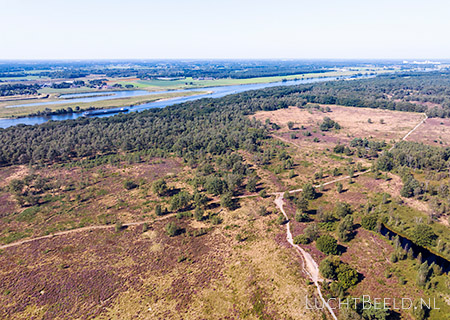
[2,0,450,60]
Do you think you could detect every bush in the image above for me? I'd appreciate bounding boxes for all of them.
[123,180,138,190]
[170,191,192,211]
[210,215,222,225]
[338,215,354,242]
[304,223,320,241]
[155,204,163,216]
[220,192,234,209]
[319,257,358,290]
[153,179,168,196]
[277,214,287,225]
[336,182,343,193]
[294,234,310,245]
[302,183,316,200]
[194,206,204,221]
[257,205,269,216]
[115,221,123,232]
[295,195,309,212]
[316,234,338,255]
[410,224,437,247]
[165,222,180,237]
[295,212,309,222]
[361,214,378,231]
[334,202,352,218]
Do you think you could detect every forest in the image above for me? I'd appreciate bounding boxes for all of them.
[0,60,380,80]
[2,71,450,166]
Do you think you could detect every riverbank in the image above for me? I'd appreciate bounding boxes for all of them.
[0,90,208,119]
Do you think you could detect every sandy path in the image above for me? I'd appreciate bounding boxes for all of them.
[274,191,338,320]
[0,214,175,250]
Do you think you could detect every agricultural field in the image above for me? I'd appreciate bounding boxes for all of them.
[112,69,387,91]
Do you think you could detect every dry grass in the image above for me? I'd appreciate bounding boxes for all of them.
[407,117,450,146]
[0,196,319,319]
[253,105,424,148]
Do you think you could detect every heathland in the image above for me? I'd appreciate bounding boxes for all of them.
[0,69,450,319]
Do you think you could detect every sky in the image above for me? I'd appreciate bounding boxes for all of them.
[1,0,450,60]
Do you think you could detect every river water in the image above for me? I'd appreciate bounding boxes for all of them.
[0,75,364,129]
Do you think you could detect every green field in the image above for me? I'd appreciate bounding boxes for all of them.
[114,68,390,91]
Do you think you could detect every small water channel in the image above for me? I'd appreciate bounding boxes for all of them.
[379,223,450,273]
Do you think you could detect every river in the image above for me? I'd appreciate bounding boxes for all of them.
[0,75,367,129]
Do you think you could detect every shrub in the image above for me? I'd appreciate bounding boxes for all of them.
[295,212,309,222]
[165,222,180,237]
[316,235,338,255]
[361,214,378,231]
[304,223,320,241]
[295,197,308,213]
[210,215,222,225]
[302,183,316,200]
[277,214,287,225]
[319,257,358,290]
[334,202,351,218]
[123,180,138,190]
[153,179,168,196]
[115,221,123,232]
[220,192,234,209]
[257,205,269,216]
[155,204,163,216]
[194,206,204,221]
[294,234,310,245]
[338,215,354,242]
[336,182,343,193]
[170,191,192,211]
[410,224,437,247]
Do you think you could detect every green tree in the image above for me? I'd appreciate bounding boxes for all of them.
[220,192,234,209]
[361,214,378,231]
[336,263,358,290]
[194,206,204,221]
[316,235,339,255]
[155,204,163,216]
[334,202,352,218]
[296,195,309,213]
[246,175,258,192]
[336,182,343,193]
[165,222,180,237]
[410,224,437,247]
[416,262,430,287]
[304,223,320,241]
[204,176,225,195]
[153,179,168,196]
[170,191,192,211]
[338,215,354,242]
[302,183,317,200]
